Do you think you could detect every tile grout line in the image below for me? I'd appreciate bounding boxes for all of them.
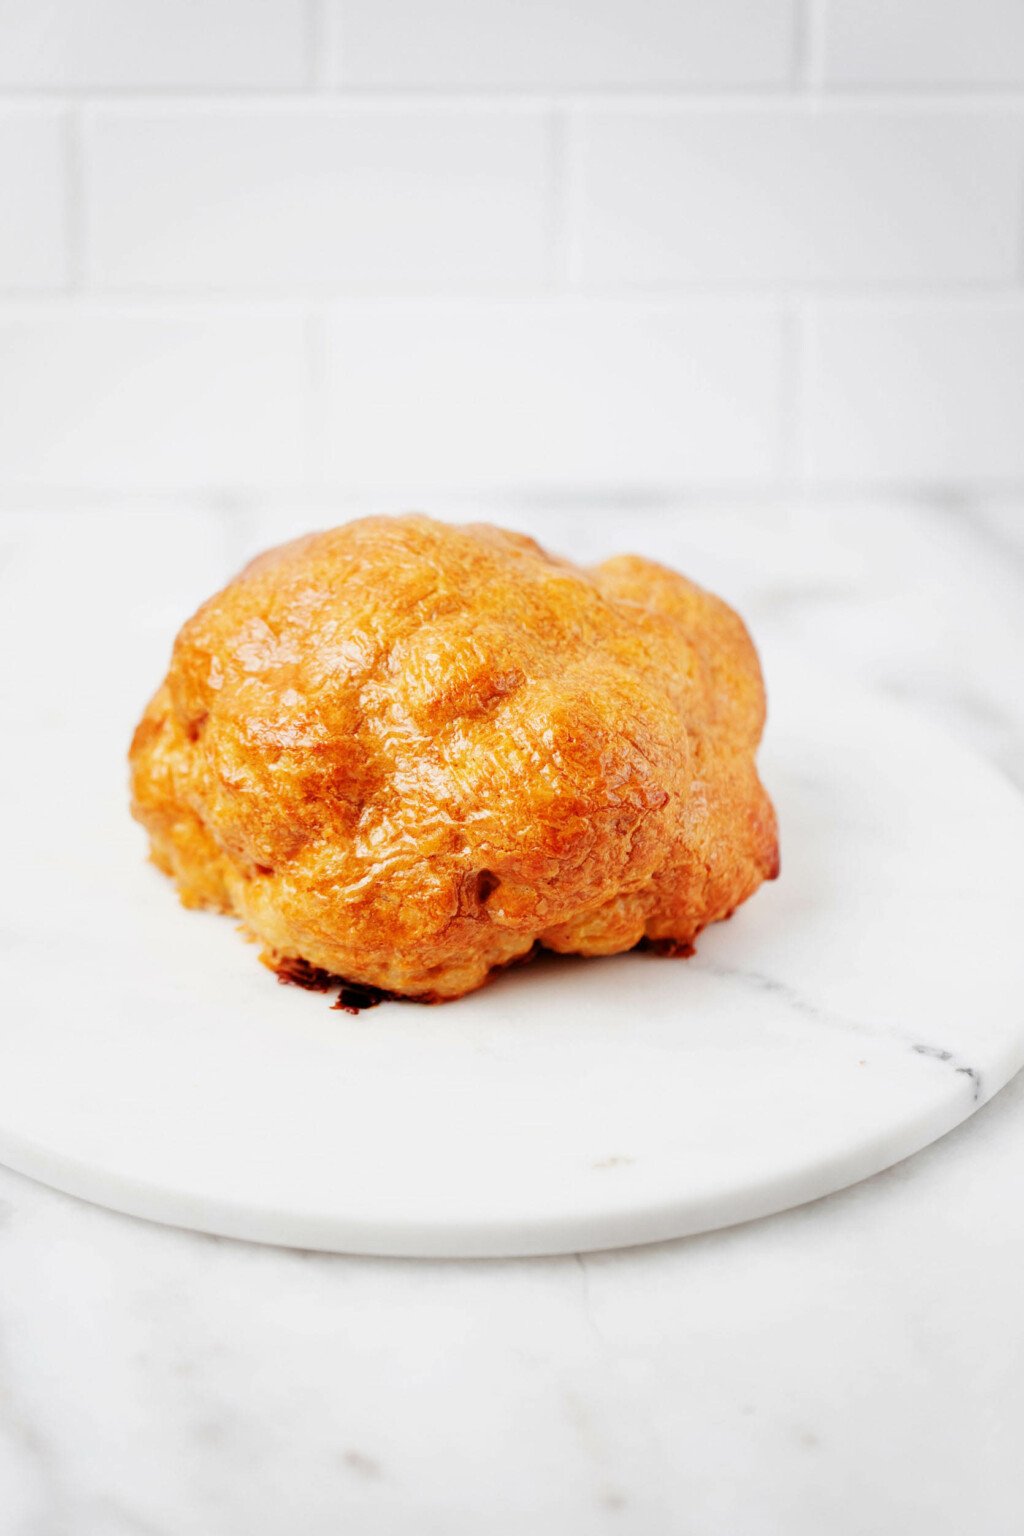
[2,287,1024,309]
[560,105,587,292]
[792,0,811,91]
[62,104,86,290]
[778,303,800,484]
[6,87,1024,109]
[546,109,570,292]
[4,479,1024,510]
[303,304,329,492]
[798,0,828,93]
[790,300,815,487]
[305,0,329,92]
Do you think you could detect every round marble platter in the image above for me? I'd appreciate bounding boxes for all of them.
[2,650,1023,1258]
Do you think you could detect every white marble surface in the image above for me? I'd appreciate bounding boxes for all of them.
[0,499,1022,1532]
[4,632,1024,1260]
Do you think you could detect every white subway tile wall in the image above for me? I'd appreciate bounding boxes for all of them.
[0,0,308,89]
[821,0,1024,87]
[0,0,1021,497]
[86,106,554,289]
[576,108,1024,286]
[0,307,310,488]
[0,108,69,288]
[323,301,787,487]
[323,0,798,89]
[806,302,1024,483]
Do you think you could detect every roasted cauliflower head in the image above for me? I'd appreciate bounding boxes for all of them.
[130,515,778,1001]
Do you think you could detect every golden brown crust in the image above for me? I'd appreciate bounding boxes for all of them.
[129,515,778,1000]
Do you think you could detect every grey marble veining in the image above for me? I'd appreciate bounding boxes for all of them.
[706,961,987,1102]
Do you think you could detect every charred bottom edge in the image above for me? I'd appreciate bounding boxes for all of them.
[274,958,394,1013]
[633,935,698,959]
[273,932,699,1012]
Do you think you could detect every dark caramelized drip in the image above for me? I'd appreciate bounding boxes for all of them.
[332,982,388,1015]
[274,956,336,992]
[634,936,697,959]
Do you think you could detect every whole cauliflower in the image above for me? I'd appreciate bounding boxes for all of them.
[130,516,778,1001]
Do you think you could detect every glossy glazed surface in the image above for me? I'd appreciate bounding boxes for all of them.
[130,516,777,998]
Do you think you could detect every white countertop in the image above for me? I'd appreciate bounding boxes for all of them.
[1,498,1021,1536]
